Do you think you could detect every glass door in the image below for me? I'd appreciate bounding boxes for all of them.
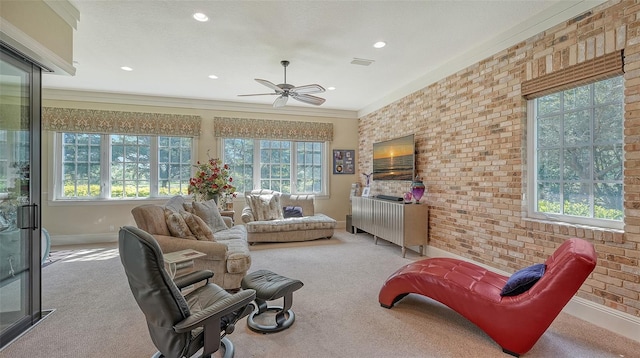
[0,45,42,348]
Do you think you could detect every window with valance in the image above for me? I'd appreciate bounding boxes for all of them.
[43,107,201,200]
[213,117,333,195]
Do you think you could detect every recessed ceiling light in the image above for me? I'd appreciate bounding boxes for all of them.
[120,66,133,71]
[373,41,386,49]
[327,86,336,91]
[193,12,209,22]
[208,75,218,79]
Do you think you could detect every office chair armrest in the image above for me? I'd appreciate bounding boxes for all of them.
[173,270,214,289]
[173,289,256,333]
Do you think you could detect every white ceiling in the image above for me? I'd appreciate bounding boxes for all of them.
[42,0,606,116]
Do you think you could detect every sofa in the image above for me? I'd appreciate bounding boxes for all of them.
[131,196,251,290]
[241,189,336,243]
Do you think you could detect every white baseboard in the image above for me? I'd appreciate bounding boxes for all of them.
[426,245,640,344]
[51,232,118,246]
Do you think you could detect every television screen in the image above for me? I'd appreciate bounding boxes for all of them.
[373,134,415,181]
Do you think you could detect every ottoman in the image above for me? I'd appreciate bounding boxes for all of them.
[241,269,304,333]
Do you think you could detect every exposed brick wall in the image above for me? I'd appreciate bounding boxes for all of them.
[359,0,640,316]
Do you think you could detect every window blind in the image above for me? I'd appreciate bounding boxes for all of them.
[522,50,624,100]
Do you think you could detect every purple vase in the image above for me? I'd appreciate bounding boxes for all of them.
[411,178,425,203]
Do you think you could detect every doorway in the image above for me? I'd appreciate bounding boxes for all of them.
[0,44,43,349]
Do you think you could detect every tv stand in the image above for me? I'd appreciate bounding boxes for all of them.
[351,196,428,257]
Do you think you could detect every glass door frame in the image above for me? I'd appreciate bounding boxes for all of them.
[0,44,43,349]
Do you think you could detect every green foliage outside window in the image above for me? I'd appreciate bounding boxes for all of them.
[60,133,192,199]
[537,200,623,220]
[535,76,623,223]
[63,183,184,198]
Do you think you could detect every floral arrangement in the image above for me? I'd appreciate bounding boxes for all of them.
[188,157,237,201]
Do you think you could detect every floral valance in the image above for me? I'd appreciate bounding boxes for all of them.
[213,117,333,142]
[42,107,201,137]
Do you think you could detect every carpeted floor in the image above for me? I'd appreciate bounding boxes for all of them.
[41,250,74,268]
[1,231,638,357]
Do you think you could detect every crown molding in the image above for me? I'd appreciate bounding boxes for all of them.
[44,0,80,30]
[42,88,359,119]
[358,0,607,117]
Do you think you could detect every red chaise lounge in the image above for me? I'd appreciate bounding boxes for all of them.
[379,238,597,356]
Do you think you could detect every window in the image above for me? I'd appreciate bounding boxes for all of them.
[56,132,193,199]
[528,76,623,228]
[222,138,326,195]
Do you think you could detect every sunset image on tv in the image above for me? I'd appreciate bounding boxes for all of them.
[373,134,415,181]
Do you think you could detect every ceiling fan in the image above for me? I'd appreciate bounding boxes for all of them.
[239,60,326,108]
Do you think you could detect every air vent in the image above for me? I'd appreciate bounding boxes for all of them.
[351,58,375,66]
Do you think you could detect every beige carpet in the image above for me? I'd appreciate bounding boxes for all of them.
[1,231,638,358]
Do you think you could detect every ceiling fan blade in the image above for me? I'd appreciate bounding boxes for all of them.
[290,93,326,106]
[255,79,284,93]
[237,93,279,97]
[290,84,325,94]
[273,95,289,108]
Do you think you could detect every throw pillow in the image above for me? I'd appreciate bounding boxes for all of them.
[283,206,303,218]
[249,194,284,221]
[181,211,215,241]
[165,195,186,213]
[192,200,228,233]
[182,202,195,214]
[500,263,546,297]
[164,209,196,240]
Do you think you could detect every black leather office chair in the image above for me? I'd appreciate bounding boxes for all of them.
[119,226,255,358]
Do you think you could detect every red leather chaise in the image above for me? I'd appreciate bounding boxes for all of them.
[379,238,597,356]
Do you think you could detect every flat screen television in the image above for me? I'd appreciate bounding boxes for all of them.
[372,134,415,181]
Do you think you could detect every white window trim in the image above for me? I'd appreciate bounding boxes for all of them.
[221,139,329,196]
[51,132,197,202]
[526,100,624,231]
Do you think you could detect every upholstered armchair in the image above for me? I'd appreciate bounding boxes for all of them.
[131,197,251,290]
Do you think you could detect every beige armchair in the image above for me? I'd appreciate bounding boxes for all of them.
[131,203,251,290]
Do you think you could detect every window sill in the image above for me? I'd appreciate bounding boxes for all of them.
[47,197,171,207]
[523,217,624,243]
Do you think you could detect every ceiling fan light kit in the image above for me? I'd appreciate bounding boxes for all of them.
[239,60,326,108]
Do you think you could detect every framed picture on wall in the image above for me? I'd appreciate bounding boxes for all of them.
[333,149,355,174]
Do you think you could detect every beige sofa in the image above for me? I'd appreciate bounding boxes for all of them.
[241,189,336,243]
[131,196,251,290]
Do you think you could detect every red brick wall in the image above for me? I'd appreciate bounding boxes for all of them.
[359,0,640,316]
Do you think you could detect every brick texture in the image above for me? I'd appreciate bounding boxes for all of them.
[359,0,640,317]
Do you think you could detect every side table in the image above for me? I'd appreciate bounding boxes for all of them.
[163,249,205,279]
